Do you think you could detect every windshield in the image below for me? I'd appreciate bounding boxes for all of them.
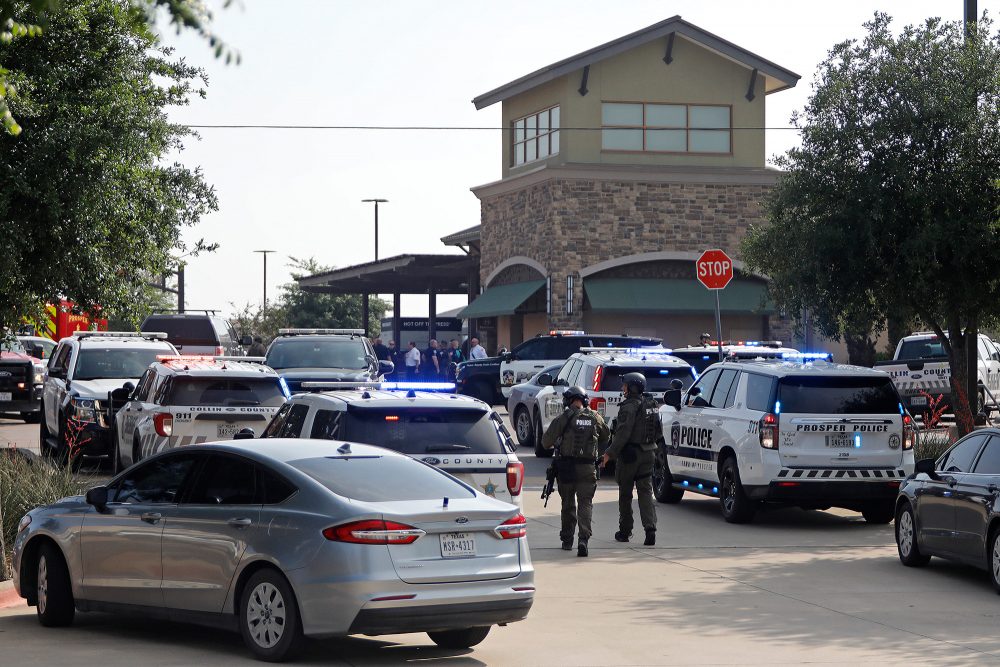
[166,377,286,407]
[600,366,695,391]
[266,338,369,371]
[289,455,475,502]
[73,348,165,380]
[897,339,947,360]
[336,407,505,455]
[142,317,217,347]
[20,338,56,359]
[667,350,720,374]
[1,339,26,354]
[777,376,900,415]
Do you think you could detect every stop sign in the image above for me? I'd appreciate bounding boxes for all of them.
[696,249,734,290]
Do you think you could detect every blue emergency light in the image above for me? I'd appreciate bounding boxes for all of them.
[278,377,291,400]
[781,352,834,362]
[380,381,457,392]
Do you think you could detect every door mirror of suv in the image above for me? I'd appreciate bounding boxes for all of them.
[501,352,514,362]
[378,360,395,377]
[85,486,109,510]
[240,335,253,347]
[689,386,702,397]
[536,373,553,386]
[555,378,569,387]
[48,367,65,380]
[915,458,940,479]
[110,384,133,403]
[233,428,255,440]
[663,389,682,410]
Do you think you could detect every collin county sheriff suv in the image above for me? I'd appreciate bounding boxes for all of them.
[112,354,288,472]
[258,383,524,507]
[657,356,916,524]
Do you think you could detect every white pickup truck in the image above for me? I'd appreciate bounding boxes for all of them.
[874,332,1000,418]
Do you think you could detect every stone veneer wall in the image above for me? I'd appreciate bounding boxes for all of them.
[480,178,783,332]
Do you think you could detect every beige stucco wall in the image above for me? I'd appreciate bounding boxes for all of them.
[500,35,766,179]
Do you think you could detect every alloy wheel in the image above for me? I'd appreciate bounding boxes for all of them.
[37,555,48,615]
[515,409,531,441]
[993,533,1000,586]
[898,509,914,558]
[722,471,736,514]
[246,582,286,648]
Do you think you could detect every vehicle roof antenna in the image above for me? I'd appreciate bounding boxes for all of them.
[443,496,449,508]
[337,443,351,455]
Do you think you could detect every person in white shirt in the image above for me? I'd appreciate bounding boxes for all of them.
[405,341,422,380]
[469,337,488,360]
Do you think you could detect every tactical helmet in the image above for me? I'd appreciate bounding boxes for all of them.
[621,372,647,394]
[563,385,588,406]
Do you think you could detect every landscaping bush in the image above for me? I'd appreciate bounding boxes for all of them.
[0,450,91,581]
[915,428,953,463]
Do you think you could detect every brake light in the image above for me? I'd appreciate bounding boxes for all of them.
[322,519,424,545]
[506,462,524,496]
[153,412,173,437]
[592,366,603,391]
[759,412,778,449]
[902,414,916,451]
[385,415,400,421]
[495,513,527,539]
[215,346,225,355]
[589,397,606,415]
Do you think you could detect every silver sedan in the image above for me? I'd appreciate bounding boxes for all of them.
[12,439,534,662]
[506,363,563,450]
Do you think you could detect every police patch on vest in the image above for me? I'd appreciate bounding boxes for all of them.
[575,418,593,427]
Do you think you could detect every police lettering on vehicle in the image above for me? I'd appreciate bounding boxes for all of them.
[680,426,713,449]
[794,424,888,433]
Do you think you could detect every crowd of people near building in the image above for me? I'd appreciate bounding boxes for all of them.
[371,336,490,381]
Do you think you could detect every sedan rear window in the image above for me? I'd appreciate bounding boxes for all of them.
[599,366,695,392]
[289,455,475,501]
[777,376,900,415]
[166,377,286,407]
[339,407,504,455]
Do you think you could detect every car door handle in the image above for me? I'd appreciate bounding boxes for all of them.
[140,512,162,524]
[941,476,957,487]
[711,419,724,427]
[228,517,252,528]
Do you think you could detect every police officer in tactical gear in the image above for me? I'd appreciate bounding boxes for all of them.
[542,385,610,557]
[601,372,659,546]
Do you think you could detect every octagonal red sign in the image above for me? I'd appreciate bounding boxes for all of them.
[696,249,734,290]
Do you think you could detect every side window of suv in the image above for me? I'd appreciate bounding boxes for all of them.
[689,368,721,407]
[310,409,342,439]
[550,338,584,358]
[710,369,739,408]
[50,343,72,375]
[745,373,775,412]
[262,403,309,438]
[514,339,550,361]
[134,370,156,402]
[556,359,579,385]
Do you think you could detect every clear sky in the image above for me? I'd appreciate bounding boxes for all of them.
[162,0,991,320]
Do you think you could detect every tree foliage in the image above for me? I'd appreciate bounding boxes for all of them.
[742,13,1000,433]
[0,0,217,335]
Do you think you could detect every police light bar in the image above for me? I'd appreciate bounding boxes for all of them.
[156,355,216,362]
[579,347,676,356]
[299,381,382,391]
[278,328,365,336]
[74,331,169,340]
[215,356,267,363]
[381,382,456,391]
[547,330,585,336]
[781,352,834,362]
[709,340,783,348]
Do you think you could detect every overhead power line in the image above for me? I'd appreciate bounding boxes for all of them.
[184,123,802,131]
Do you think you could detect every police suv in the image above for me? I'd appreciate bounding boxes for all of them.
[657,356,916,524]
[265,328,393,393]
[668,341,804,375]
[533,347,696,457]
[259,382,525,507]
[113,355,288,472]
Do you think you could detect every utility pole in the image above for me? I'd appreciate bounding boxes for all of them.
[965,0,977,38]
[253,250,276,314]
[360,199,388,334]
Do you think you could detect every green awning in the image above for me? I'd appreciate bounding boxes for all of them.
[584,278,774,314]
[457,280,546,318]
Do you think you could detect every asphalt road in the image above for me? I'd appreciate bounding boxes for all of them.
[3,411,1000,665]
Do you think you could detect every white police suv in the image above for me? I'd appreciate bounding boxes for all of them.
[657,356,916,524]
[113,355,288,471]
[258,381,525,508]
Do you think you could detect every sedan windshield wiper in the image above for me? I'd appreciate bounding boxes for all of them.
[425,444,471,452]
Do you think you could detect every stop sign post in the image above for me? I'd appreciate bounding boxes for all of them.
[696,249,734,361]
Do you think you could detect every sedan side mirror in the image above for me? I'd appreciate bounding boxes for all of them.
[663,389,682,410]
[915,458,940,479]
[85,486,109,510]
[378,360,395,377]
[536,373,554,386]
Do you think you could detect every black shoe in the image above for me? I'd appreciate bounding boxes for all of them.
[644,529,656,546]
[561,539,573,551]
[614,531,630,543]
[577,539,589,557]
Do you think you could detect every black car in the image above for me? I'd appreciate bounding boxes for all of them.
[265,329,393,393]
[895,427,1000,591]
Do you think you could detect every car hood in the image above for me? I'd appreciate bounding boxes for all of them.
[279,369,373,382]
[68,378,136,398]
[1,351,41,363]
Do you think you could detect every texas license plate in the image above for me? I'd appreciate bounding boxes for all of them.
[217,423,240,439]
[440,532,476,558]
[826,434,853,448]
[0,392,10,402]
[910,396,928,406]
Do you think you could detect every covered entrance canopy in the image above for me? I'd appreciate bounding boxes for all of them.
[297,254,479,344]
[584,278,774,313]
[457,280,545,319]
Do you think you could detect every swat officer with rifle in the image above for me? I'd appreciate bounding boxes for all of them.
[541,385,610,557]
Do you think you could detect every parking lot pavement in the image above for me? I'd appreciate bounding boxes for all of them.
[0,414,40,454]
[4,414,1000,664]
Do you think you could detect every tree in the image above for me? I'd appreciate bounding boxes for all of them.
[0,0,217,335]
[280,257,388,336]
[741,13,1000,434]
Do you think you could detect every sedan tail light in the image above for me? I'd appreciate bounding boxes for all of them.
[153,412,173,437]
[589,397,606,415]
[759,413,778,449]
[494,513,527,539]
[322,519,424,545]
[215,346,225,356]
[902,414,916,451]
[506,462,524,496]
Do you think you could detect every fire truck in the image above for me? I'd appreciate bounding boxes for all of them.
[19,300,108,341]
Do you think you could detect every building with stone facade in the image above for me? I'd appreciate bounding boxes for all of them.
[458,16,802,350]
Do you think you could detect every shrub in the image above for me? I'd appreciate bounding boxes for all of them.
[916,428,953,462]
[0,450,92,581]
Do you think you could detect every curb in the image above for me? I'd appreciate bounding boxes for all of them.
[0,579,25,609]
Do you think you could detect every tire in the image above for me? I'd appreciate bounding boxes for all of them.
[896,502,930,567]
[513,406,535,449]
[719,457,756,524]
[111,434,124,475]
[36,542,75,627]
[22,411,41,424]
[652,444,684,504]
[427,626,491,649]
[533,412,552,458]
[990,528,1000,594]
[239,568,303,662]
[861,502,895,524]
[39,410,53,459]
[133,435,142,466]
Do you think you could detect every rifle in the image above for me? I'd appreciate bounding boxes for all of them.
[540,409,578,507]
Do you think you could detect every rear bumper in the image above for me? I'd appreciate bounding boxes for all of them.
[746,480,902,504]
[0,385,42,413]
[348,597,533,636]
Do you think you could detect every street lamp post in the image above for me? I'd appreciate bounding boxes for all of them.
[253,250,276,313]
[361,198,388,261]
